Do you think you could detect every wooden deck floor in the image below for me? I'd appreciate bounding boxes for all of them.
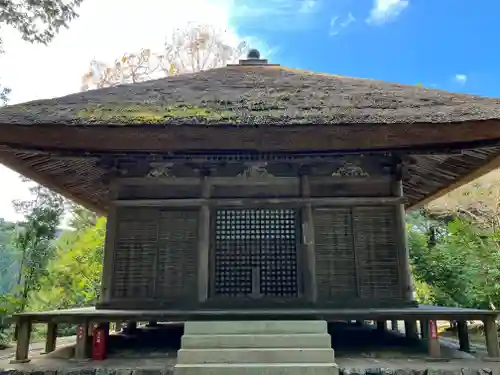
[11,304,499,323]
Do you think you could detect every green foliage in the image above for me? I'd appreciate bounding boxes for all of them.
[1,0,84,45]
[11,182,65,312]
[68,203,98,230]
[408,209,500,310]
[0,219,19,294]
[29,217,105,311]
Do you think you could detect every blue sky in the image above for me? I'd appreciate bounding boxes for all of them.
[229,0,499,97]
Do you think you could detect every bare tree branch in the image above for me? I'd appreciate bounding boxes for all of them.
[81,22,248,91]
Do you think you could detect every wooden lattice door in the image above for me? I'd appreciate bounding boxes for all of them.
[213,208,300,298]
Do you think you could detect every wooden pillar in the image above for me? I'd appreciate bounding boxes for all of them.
[426,319,442,359]
[75,320,91,360]
[484,316,500,358]
[393,176,413,302]
[10,319,31,363]
[124,321,137,333]
[43,322,57,354]
[457,320,470,353]
[101,184,119,303]
[420,319,429,339]
[197,176,210,302]
[354,320,363,326]
[301,175,317,303]
[391,320,398,331]
[376,320,386,331]
[405,319,419,340]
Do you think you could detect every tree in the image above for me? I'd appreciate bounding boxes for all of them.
[0,0,85,102]
[427,169,500,232]
[1,0,84,44]
[68,202,98,230]
[30,217,105,312]
[81,22,248,90]
[12,181,65,312]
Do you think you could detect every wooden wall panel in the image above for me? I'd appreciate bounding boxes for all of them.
[313,205,402,304]
[313,208,357,299]
[155,210,199,300]
[112,208,159,299]
[352,206,401,299]
[110,207,199,304]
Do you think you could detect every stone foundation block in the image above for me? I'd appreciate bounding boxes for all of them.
[177,348,335,364]
[174,363,339,375]
[183,321,328,335]
[181,333,332,349]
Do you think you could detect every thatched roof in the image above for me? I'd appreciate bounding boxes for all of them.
[1,62,500,213]
[1,65,500,125]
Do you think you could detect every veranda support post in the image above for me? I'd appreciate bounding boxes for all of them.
[43,322,57,354]
[376,320,386,331]
[484,316,500,358]
[426,320,442,360]
[457,320,470,353]
[10,318,32,363]
[75,320,91,360]
[420,319,428,339]
[405,319,418,340]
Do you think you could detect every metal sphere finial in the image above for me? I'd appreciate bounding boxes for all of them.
[247,49,261,59]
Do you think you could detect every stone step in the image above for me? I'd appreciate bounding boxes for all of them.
[174,363,339,375]
[184,320,328,335]
[177,348,335,364]
[181,333,332,349]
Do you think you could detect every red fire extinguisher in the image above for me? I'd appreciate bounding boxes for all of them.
[92,327,107,360]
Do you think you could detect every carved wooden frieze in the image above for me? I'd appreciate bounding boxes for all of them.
[147,162,174,178]
[332,162,370,178]
[109,154,392,179]
[237,162,275,178]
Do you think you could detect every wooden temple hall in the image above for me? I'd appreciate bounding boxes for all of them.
[2,50,500,363]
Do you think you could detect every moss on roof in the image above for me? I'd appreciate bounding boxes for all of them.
[1,65,500,125]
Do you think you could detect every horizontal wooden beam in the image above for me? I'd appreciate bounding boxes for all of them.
[113,196,405,208]
[115,176,299,186]
[2,121,500,153]
[115,175,391,186]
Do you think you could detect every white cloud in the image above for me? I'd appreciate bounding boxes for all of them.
[299,0,318,13]
[366,0,409,25]
[228,0,322,30]
[330,12,356,36]
[0,0,272,222]
[455,74,468,85]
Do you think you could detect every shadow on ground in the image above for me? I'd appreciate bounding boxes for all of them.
[94,321,461,360]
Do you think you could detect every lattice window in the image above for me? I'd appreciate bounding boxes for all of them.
[214,209,299,297]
